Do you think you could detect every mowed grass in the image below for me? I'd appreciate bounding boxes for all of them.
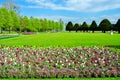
[0,32,120,48]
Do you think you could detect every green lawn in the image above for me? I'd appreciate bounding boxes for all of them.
[0,32,120,48]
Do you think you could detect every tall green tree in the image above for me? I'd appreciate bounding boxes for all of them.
[90,20,97,33]
[10,10,20,31]
[23,16,30,31]
[19,16,25,32]
[2,8,13,33]
[34,18,41,32]
[99,19,111,33]
[115,19,120,33]
[30,16,37,32]
[66,21,73,32]
[74,23,79,32]
[81,22,88,32]
[0,8,6,33]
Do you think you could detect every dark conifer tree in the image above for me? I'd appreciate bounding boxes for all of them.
[90,20,97,33]
[99,19,111,33]
[66,21,73,32]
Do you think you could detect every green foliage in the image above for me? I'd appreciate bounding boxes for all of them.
[74,23,79,32]
[90,20,97,33]
[23,16,30,31]
[115,19,120,33]
[66,21,73,32]
[10,10,20,31]
[0,8,6,33]
[81,22,89,32]
[99,19,112,33]
[0,8,64,33]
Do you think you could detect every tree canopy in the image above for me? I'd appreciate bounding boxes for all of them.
[90,20,97,33]
[66,21,73,32]
[99,19,112,33]
[81,22,89,32]
[115,19,120,33]
[0,7,64,33]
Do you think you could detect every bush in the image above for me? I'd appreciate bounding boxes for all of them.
[22,32,36,35]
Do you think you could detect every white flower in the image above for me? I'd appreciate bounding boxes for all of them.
[95,60,97,62]
[94,64,97,66]
[66,59,68,62]
[14,62,17,65]
[103,61,105,63]
[10,58,12,61]
[98,58,101,61]
[80,56,83,59]
[56,63,58,66]
[5,59,6,62]
[60,60,62,63]
[68,63,71,65]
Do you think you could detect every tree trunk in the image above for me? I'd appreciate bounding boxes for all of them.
[0,28,1,34]
[118,30,120,34]
[103,31,106,33]
[92,30,94,33]
[0,27,3,34]
[9,26,11,33]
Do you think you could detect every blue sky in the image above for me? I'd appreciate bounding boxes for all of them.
[0,0,120,24]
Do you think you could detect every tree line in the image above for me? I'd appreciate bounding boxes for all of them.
[66,19,120,33]
[0,7,64,33]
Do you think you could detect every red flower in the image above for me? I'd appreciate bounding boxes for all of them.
[34,51,37,56]
[41,57,45,60]
[36,61,39,65]
[1,62,4,66]
[74,61,77,64]
[93,50,98,54]
[91,57,95,63]
[48,58,51,62]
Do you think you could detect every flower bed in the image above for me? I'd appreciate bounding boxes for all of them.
[22,32,36,35]
[0,46,120,78]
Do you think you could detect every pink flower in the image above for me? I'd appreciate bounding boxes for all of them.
[97,68,102,74]
[10,69,15,73]
[2,56,5,59]
[8,61,11,65]
[18,58,21,62]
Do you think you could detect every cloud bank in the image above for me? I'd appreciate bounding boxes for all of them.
[25,0,120,12]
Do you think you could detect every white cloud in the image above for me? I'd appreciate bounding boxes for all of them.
[25,0,120,12]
